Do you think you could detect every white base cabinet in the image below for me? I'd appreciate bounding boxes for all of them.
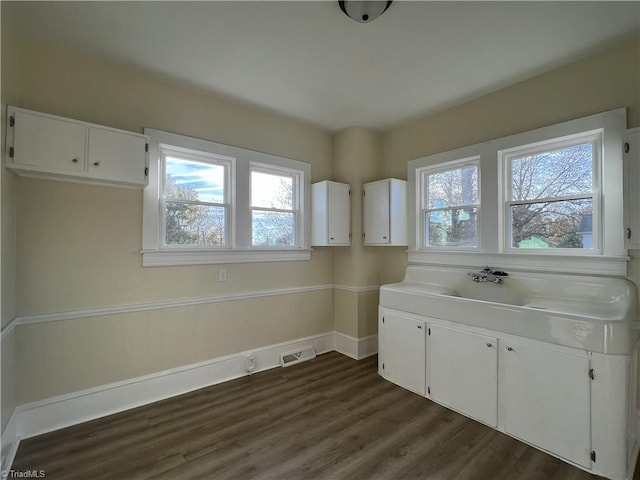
[378,307,636,480]
[379,311,425,395]
[428,324,498,427]
[6,106,149,188]
[500,340,592,468]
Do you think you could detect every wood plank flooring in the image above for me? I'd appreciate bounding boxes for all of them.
[12,352,634,479]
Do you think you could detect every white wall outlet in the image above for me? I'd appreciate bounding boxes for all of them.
[218,268,227,282]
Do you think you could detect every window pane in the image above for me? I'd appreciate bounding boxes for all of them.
[426,165,478,208]
[165,156,225,204]
[165,202,226,246]
[251,171,294,209]
[252,211,295,246]
[425,207,478,247]
[510,199,592,249]
[511,144,592,201]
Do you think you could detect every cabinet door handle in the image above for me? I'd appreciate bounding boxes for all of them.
[506,346,513,352]
[486,342,492,348]
[72,158,79,164]
[627,228,632,240]
[93,161,100,166]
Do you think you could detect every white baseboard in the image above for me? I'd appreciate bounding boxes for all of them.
[335,332,378,360]
[1,408,19,472]
[1,330,379,469]
[17,332,336,440]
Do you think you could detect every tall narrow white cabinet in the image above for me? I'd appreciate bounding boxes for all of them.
[311,181,351,246]
[362,178,407,246]
[624,128,640,248]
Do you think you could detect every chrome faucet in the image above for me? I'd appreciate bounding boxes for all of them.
[469,266,508,285]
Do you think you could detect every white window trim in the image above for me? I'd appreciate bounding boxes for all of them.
[142,129,311,266]
[498,129,602,255]
[418,156,481,251]
[407,108,628,276]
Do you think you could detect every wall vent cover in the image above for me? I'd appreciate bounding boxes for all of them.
[280,346,316,367]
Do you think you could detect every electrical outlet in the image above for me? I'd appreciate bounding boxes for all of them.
[218,269,227,282]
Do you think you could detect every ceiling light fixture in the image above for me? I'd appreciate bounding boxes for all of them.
[338,1,393,23]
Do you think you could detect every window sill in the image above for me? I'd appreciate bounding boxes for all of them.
[407,250,629,276]
[141,248,312,267]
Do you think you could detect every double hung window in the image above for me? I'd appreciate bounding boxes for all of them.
[251,165,300,247]
[161,146,232,247]
[142,129,310,266]
[420,160,479,248]
[501,133,600,251]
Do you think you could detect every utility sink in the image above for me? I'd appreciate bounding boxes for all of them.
[380,265,639,354]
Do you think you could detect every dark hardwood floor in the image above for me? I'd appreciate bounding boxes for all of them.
[12,352,635,479]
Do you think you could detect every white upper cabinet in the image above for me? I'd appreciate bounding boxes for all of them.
[87,127,148,185]
[6,106,148,188]
[363,178,407,246]
[10,108,87,174]
[311,181,351,246]
[624,128,640,248]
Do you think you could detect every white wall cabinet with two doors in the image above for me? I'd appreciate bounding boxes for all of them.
[5,106,149,188]
[378,307,633,480]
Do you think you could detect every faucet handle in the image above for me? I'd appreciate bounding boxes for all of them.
[481,266,492,273]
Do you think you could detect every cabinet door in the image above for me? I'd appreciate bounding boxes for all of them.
[327,182,350,244]
[381,311,426,395]
[363,180,389,244]
[501,341,591,468]
[429,324,498,426]
[12,110,86,173]
[624,128,640,248]
[87,127,147,185]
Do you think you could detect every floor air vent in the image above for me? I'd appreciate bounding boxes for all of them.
[280,346,316,367]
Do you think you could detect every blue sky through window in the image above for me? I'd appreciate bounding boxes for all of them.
[165,156,225,204]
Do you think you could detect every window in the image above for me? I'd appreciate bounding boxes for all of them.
[501,133,600,252]
[161,146,232,247]
[407,108,626,275]
[250,165,300,247]
[420,160,479,248]
[142,129,311,266]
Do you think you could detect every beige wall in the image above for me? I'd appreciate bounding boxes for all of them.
[2,34,335,404]
[1,330,15,431]
[381,35,640,285]
[332,128,382,338]
[2,20,639,414]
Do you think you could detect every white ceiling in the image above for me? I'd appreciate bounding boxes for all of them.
[3,1,640,132]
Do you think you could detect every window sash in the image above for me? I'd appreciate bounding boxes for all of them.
[419,159,480,250]
[250,163,302,248]
[160,147,232,248]
[500,132,601,254]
